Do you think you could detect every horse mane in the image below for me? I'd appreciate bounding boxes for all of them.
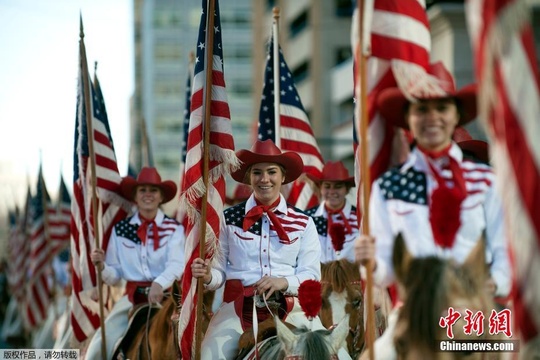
[395,256,447,353]
[321,259,358,294]
[391,233,495,358]
[258,327,334,360]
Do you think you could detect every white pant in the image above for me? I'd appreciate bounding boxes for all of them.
[84,295,131,360]
[201,297,351,360]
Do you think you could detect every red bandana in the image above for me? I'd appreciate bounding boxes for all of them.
[243,198,291,243]
[418,145,467,249]
[325,204,352,234]
[137,215,160,251]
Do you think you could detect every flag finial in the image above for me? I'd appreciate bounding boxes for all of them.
[273,6,280,19]
[79,13,84,39]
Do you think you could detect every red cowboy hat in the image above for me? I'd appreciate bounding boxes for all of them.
[453,127,489,164]
[231,139,304,184]
[307,161,355,186]
[225,183,252,205]
[120,167,177,203]
[376,62,477,129]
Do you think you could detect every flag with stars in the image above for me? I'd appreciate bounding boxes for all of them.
[177,0,238,357]
[70,26,131,342]
[23,165,54,330]
[466,0,540,347]
[258,38,324,210]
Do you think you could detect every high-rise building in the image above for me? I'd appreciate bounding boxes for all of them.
[131,0,254,185]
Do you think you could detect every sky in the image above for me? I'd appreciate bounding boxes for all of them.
[0,0,134,219]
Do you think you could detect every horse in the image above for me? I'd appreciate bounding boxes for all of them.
[320,259,366,358]
[124,282,215,360]
[237,314,350,360]
[360,234,506,360]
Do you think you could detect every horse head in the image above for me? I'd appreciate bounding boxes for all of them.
[275,314,350,360]
[320,259,365,357]
[392,233,501,359]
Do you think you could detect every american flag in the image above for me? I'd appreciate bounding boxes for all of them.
[177,0,238,358]
[258,38,323,210]
[23,166,53,330]
[7,187,31,305]
[352,0,430,186]
[48,175,71,256]
[465,0,540,346]
[70,27,130,342]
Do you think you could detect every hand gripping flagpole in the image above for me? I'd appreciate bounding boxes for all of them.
[355,0,376,359]
[272,7,281,148]
[79,15,108,360]
[195,0,216,359]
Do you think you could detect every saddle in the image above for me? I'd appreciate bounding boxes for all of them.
[113,302,162,359]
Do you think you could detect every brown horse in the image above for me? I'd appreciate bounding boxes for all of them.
[320,259,366,359]
[362,234,507,360]
[124,283,215,360]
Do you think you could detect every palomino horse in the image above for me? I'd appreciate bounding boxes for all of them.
[124,283,215,360]
[361,234,506,360]
[238,315,350,360]
[320,259,365,359]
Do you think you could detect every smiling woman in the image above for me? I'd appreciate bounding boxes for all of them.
[190,139,350,359]
[0,0,133,224]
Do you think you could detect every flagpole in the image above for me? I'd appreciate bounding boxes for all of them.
[272,7,281,148]
[355,0,375,359]
[79,16,108,360]
[195,1,216,359]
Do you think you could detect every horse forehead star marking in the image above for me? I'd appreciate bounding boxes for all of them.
[328,291,348,325]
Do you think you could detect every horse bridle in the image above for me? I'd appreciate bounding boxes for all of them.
[322,278,365,359]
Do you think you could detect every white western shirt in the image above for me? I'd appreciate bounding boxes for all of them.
[306,200,359,263]
[101,209,185,290]
[368,144,510,297]
[206,194,321,295]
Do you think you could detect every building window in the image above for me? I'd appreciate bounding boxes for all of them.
[335,47,352,66]
[290,11,309,38]
[335,0,353,17]
[336,98,354,125]
[292,61,309,84]
[267,0,276,10]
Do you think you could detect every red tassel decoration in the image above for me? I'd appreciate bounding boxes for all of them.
[328,223,346,254]
[298,280,322,320]
[429,186,464,248]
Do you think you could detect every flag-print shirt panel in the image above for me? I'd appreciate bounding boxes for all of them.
[369,144,510,297]
[305,200,359,263]
[101,209,186,290]
[206,194,321,295]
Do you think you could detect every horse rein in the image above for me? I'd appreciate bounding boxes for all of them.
[251,291,279,360]
[144,294,166,360]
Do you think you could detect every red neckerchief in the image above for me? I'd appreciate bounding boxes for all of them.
[325,204,352,235]
[137,214,160,251]
[418,144,467,249]
[243,198,290,243]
